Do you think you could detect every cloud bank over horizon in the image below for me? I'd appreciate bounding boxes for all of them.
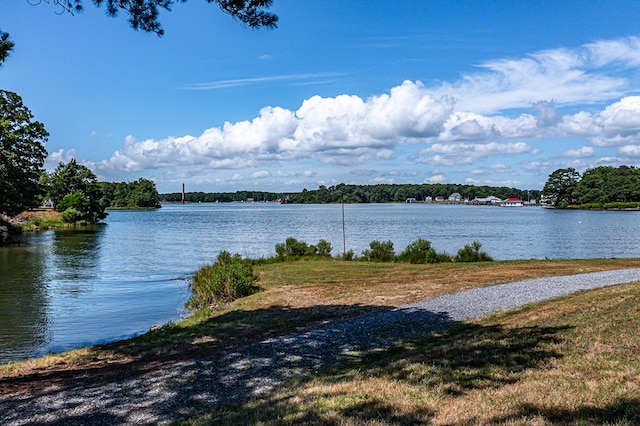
[52,36,640,193]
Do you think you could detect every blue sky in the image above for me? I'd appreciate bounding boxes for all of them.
[4,0,640,193]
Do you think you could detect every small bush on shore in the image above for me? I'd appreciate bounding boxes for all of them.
[342,249,355,261]
[361,240,395,262]
[61,207,83,224]
[397,238,452,264]
[275,237,332,260]
[316,239,332,256]
[188,251,259,310]
[454,240,494,262]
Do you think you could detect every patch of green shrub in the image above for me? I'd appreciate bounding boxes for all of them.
[275,237,333,260]
[60,207,83,224]
[361,240,395,262]
[603,202,640,209]
[398,238,452,263]
[579,202,604,210]
[275,237,311,258]
[454,240,494,262]
[342,249,355,261]
[316,239,332,256]
[188,251,259,310]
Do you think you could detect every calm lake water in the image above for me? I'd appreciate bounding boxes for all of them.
[2,203,640,362]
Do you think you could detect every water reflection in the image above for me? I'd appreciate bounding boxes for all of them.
[50,226,104,295]
[0,227,105,362]
[0,234,51,363]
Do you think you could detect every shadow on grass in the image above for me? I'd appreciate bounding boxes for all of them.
[102,302,389,358]
[190,319,572,425]
[489,398,640,425]
[4,301,637,426]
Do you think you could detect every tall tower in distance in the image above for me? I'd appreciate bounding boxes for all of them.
[181,183,185,204]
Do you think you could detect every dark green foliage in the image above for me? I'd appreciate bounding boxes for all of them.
[275,237,332,260]
[100,178,161,208]
[342,249,355,261]
[216,249,234,264]
[44,0,278,37]
[276,237,310,258]
[161,190,285,203]
[454,241,494,262]
[58,190,91,223]
[541,168,580,207]
[398,238,452,264]
[0,90,48,217]
[361,240,395,262]
[45,159,107,223]
[316,239,332,256]
[0,30,14,66]
[543,165,640,208]
[60,207,84,224]
[59,190,90,211]
[574,166,640,205]
[188,252,259,310]
[579,201,640,210]
[286,183,539,204]
[159,183,540,205]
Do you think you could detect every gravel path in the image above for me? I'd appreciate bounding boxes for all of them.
[2,268,640,425]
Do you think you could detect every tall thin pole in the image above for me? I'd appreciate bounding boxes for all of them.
[181,183,185,204]
[342,197,346,257]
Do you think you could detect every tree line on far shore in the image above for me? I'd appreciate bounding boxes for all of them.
[161,190,284,203]
[289,183,538,204]
[160,183,540,204]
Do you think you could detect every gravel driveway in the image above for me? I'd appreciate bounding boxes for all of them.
[2,268,640,425]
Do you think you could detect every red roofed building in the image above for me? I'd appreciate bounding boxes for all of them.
[502,197,524,207]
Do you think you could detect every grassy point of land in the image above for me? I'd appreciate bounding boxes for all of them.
[1,258,639,424]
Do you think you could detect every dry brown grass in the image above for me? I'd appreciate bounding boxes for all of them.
[254,258,640,309]
[186,281,640,425]
[3,208,68,231]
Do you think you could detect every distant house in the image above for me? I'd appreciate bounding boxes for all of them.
[435,196,445,202]
[502,197,524,207]
[406,197,417,203]
[540,195,555,206]
[472,195,502,205]
[448,192,463,202]
[425,196,433,202]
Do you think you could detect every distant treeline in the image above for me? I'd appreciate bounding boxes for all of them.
[160,183,540,204]
[100,179,161,208]
[160,191,285,203]
[290,184,539,204]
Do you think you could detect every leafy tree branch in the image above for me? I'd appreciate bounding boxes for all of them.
[27,0,278,36]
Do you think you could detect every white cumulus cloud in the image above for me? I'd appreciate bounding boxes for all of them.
[84,36,640,191]
[563,146,594,158]
[424,174,447,183]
